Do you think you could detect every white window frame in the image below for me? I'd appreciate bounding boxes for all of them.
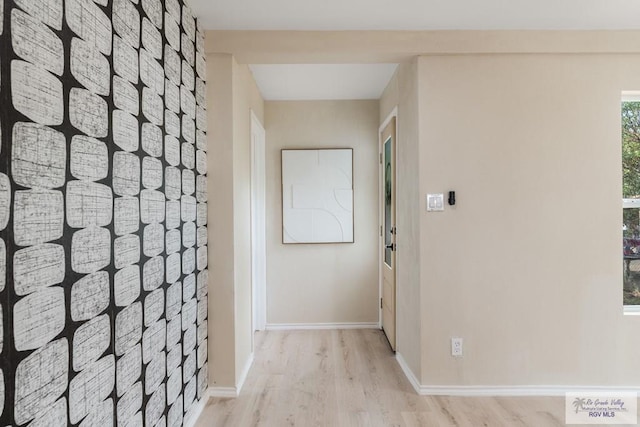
[622,92,640,314]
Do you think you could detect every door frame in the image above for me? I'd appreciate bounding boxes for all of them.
[379,107,398,330]
[251,110,267,336]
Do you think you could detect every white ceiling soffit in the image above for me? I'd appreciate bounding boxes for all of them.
[249,64,399,101]
[191,0,640,31]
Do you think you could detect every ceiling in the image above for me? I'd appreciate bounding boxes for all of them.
[191,0,640,31]
[192,0,640,101]
[249,64,398,101]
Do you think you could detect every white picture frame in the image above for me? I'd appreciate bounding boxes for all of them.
[281,148,354,244]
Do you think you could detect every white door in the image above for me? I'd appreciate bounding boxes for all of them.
[251,111,267,335]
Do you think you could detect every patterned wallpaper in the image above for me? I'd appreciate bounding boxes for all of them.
[0,0,209,425]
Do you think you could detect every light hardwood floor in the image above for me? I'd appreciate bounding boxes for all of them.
[196,329,586,426]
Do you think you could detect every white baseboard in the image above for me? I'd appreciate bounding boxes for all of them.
[183,388,213,427]
[265,322,380,331]
[206,354,255,401]
[186,357,256,427]
[417,385,640,396]
[208,386,238,398]
[395,353,640,396]
[237,352,254,394]
[395,352,422,394]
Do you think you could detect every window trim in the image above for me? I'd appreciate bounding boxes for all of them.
[624,305,640,315]
[624,199,640,209]
[623,201,640,311]
[621,95,640,312]
[622,91,640,102]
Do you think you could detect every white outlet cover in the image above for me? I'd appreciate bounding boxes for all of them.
[451,337,463,356]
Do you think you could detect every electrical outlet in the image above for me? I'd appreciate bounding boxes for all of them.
[451,337,463,357]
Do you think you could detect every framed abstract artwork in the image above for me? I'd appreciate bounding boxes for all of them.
[281,148,354,244]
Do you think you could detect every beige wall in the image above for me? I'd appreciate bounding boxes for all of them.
[396,60,425,382]
[206,30,640,391]
[232,60,265,381]
[207,54,236,387]
[379,69,398,124]
[264,101,380,325]
[207,53,264,388]
[417,54,640,386]
[205,30,640,64]
[380,61,424,379]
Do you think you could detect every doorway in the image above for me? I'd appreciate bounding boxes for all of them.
[251,111,267,337]
[380,110,397,350]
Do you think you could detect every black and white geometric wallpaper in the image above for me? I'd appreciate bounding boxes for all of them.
[0,0,209,425]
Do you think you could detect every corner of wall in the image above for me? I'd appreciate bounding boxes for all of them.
[380,67,400,124]
[207,52,237,388]
[207,54,265,390]
[394,58,423,382]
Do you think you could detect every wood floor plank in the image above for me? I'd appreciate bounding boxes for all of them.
[195,330,584,427]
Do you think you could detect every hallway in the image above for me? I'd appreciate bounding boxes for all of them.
[196,330,569,426]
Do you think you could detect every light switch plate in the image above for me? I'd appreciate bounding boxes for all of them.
[426,194,444,211]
